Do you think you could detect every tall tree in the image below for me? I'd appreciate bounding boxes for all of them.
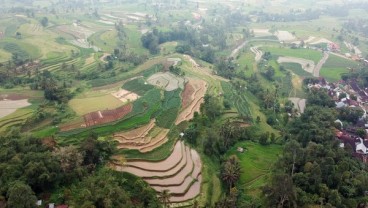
[7,181,37,208]
[221,155,241,191]
[158,189,171,208]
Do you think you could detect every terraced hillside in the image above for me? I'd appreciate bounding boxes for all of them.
[176,78,208,125]
[114,141,202,207]
[114,119,170,153]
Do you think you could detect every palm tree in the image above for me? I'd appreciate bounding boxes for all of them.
[221,155,241,191]
[159,189,171,208]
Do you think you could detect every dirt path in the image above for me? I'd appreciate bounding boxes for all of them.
[330,52,352,61]
[313,52,329,77]
[230,40,249,59]
[250,46,263,62]
[100,53,110,63]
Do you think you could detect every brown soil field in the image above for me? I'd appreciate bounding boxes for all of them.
[181,82,195,109]
[169,175,202,202]
[84,103,132,127]
[60,103,132,132]
[0,94,28,101]
[176,79,207,125]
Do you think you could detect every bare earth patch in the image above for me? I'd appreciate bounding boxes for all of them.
[0,99,31,118]
[111,89,140,103]
[250,47,263,62]
[275,30,296,42]
[277,56,315,73]
[289,97,306,113]
[305,36,332,45]
[147,72,185,91]
[252,28,272,37]
[176,79,208,125]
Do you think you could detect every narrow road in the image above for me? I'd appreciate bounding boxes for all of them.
[228,38,279,59]
[313,52,329,77]
[229,41,249,59]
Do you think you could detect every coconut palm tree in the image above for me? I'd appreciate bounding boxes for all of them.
[159,189,171,208]
[221,155,241,191]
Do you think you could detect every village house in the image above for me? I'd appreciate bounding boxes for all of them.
[336,131,368,163]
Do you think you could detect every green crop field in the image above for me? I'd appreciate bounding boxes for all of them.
[320,67,349,83]
[60,89,162,139]
[122,77,154,96]
[323,54,359,68]
[280,62,313,77]
[226,141,282,195]
[261,46,323,63]
[236,52,255,77]
[320,54,358,82]
[0,108,33,132]
[221,82,252,119]
[68,94,124,116]
[156,89,182,128]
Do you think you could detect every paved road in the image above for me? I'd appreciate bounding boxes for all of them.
[313,52,329,77]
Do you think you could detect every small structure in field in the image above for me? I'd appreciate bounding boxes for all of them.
[237,147,244,153]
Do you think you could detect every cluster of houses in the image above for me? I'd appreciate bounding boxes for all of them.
[308,78,368,163]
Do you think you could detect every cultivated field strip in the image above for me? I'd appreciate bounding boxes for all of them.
[114,119,170,153]
[115,141,202,204]
[176,79,207,125]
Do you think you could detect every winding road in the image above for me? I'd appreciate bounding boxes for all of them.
[313,52,329,77]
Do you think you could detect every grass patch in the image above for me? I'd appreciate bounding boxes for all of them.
[261,46,323,63]
[221,82,252,119]
[156,89,182,128]
[323,54,359,68]
[122,77,154,96]
[280,62,312,77]
[226,141,282,195]
[320,67,349,83]
[236,52,255,77]
[68,94,124,116]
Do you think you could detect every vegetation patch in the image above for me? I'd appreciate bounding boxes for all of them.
[122,77,154,96]
[226,141,282,194]
[68,94,124,116]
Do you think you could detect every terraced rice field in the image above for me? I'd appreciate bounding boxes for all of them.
[114,141,202,206]
[0,99,31,118]
[0,108,33,132]
[114,119,170,153]
[175,79,207,125]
